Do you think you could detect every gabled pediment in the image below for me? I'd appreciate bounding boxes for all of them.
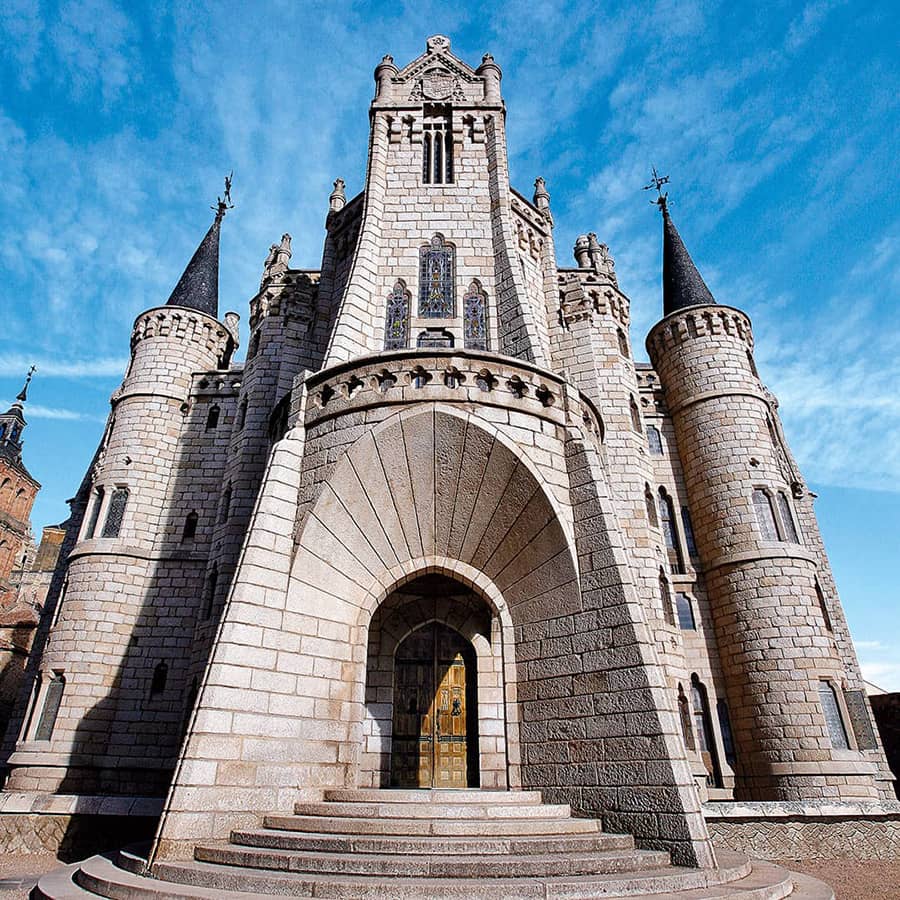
[396,35,479,88]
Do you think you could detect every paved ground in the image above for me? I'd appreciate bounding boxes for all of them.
[1,852,897,898]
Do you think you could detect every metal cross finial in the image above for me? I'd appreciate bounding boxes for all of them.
[16,365,36,403]
[643,166,670,213]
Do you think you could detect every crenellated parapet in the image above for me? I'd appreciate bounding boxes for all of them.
[130,306,234,356]
[249,270,320,331]
[646,305,753,357]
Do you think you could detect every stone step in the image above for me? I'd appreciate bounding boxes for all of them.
[193,841,670,878]
[230,827,635,856]
[35,849,836,899]
[265,812,603,836]
[293,799,572,819]
[322,788,544,805]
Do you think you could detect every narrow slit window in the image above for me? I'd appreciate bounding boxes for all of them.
[717,699,737,766]
[101,488,128,538]
[182,512,198,542]
[150,661,168,698]
[617,328,630,358]
[237,398,248,431]
[203,566,218,620]
[659,488,684,573]
[659,569,674,626]
[819,682,849,750]
[422,106,453,185]
[645,484,658,528]
[681,506,698,557]
[34,672,65,741]
[629,396,642,432]
[678,684,695,751]
[777,491,800,542]
[815,580,833,632]
[219,485,231,524]
[752,489,780,541]
[206,404,220,430]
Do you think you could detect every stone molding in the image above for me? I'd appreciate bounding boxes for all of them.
[130,306,232,355]
[646,304,753,360]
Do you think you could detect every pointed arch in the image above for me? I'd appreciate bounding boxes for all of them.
[419,234,455,317]
[384,280,411,350]
[463,279,489,350]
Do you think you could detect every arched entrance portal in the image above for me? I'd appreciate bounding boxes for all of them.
[362,573,514,790]
[391,622,478,788]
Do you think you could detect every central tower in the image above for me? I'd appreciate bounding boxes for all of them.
[325,34,551,365]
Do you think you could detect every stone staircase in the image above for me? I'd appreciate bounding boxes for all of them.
[34,789,834,899]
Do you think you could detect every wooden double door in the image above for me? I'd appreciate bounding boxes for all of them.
[391,623,476,788]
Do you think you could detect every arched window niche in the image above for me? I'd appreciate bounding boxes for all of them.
[419,234,455,318]
[463,280,489,351]
[384,280,411,350]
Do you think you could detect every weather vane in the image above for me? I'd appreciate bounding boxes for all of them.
[17,364,36,402]
[212,171,235,221]
[643,166,670,213]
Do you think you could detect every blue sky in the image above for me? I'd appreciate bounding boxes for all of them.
[0,1,897,686]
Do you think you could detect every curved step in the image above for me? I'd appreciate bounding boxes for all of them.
[193,841,670,878]
[266,813,602,836]
[323,788,544,804]
[293,800,572,819]
[230,827,634,855]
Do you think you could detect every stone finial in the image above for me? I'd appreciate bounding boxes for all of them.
[223,311,240,346]
[533,177,550,212]
[574,235,591,267]
[587,233,604,272]
[329,178,347,213]
[275,233,292,266]
[426,35,451,53]
[374,54,398,100]
[476,52,503,104]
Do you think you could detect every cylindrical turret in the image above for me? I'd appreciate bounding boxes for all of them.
[647,208,882,801]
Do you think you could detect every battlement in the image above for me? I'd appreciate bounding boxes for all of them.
[249,269,320,330]
[557,271,629,327]
[130,306,234,356]
[646,304,753,359]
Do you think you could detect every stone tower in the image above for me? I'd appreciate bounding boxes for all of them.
[646,197,890,801]
[3,204,238,795]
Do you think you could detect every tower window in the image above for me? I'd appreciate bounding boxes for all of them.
[463,281,488,350]
[629,396,642,432]
[776,491,800,543]
[752,488,780,541]
[646,424,663,456]
[206,404,220,430]
[150,661,168,698]
[818,681,849,750]
[644,484,658,528]
[691,675,721,787]
[84,486,104,539]
[203,565,218,620]
[34,672,65,741]
[659,569,674,626]
[677,684,695,751]
[182,511,198,542]
[101,488,128,538]
[681,506,698,557]
[659,488,684,573]
[676,593,696,630]
[384,281,411,350]
[422,106,453,185]
[419,235,455,317]
[617,328,629,358]
[717,699,737,766]
[815,579,833,632]
[219,484,232,524]
[237,398,248,431]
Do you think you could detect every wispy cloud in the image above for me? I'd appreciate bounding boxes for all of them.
[0,355,128,378]
[25,403,106,422]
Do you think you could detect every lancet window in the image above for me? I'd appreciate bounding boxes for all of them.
[777,491,800,542]
[422,106,453,185]
[647,424,663,456]
[384,281,411,350]
[819,681,849,750]
[463,281,488,350]
[752,488,780,540]
[101,487,128,538]
[84,487,104,539]
[34,672,65,741]
[419,235,455,317]
[659,487,684,573]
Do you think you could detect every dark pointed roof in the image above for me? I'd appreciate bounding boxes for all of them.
[165,206,225,317]
[662,203,716,316]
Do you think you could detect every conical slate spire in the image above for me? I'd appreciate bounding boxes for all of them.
[661,201,716,316]
[165,202,227,317]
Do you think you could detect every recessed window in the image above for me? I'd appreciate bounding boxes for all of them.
[219,485,231,524]
[417,328,454,348]
[34,672,65,741]
[206,404,220,430]
[629,396,642,432]
[815,579,833,632]
[678,684,695,751]
[645,484,658,527]
[777,491,800,543]
[676,593,696,630]
[203,565,218,620]
[422,106,453,185]
[646,424,663,456]
[237,398,248,431]
[617,328,630,358]
[818,681,849,750]
[384,281,411,350]
[659,569,674,626]
[84,486,104,539]
[659,488,684,573]
[150,661,168,698]
[716,699,737,766]
[752,489,780,541]
[101,488,128,538]
[182,512,198,542]
[681,506,698,557]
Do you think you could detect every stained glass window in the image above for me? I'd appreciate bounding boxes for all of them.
[463,281,488,350]
[752,489,780,540]
[659,488,684,573]
[419,235,455,318]
[101,488,128,538]
[384,281,410,350]
[647,424,663,456]
[819,682,849,750]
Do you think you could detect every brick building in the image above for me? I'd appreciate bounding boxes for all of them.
[6,36,897,899]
